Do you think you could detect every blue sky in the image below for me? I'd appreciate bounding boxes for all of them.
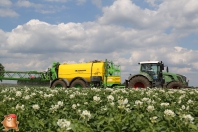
[0,0,198,86]
[0,0,113,31]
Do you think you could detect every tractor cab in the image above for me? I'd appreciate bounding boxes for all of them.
[139,61,164,80]
[138,61,165,87]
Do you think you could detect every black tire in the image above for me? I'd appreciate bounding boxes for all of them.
[167,81,183,89]
[128,76,151,88]
[52,80,67,88]
[70,79,86,88]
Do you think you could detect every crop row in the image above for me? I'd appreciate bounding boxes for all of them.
[0,86,198,132]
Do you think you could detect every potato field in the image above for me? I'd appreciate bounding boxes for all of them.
[0,85,198,132]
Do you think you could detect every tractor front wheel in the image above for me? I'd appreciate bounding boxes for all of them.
[167,81,183,89]
[128,76,151,88]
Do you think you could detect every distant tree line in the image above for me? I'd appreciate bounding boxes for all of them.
[0,63,5,82]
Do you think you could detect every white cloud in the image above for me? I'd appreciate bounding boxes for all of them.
[15,1,66,14]
[16,0,42,8]
[0,29,7,44]
[171,67,192,74]
[191,62,198,70]
[0,9,19,17]
[98,0,198,33]
[92,0,102,8]
[184,0,198,14]
[45,0,69,2]
[2,19,197,65]
[3,63,21,71]
[98,0,161,29]
[0,0,12,7]
[77,0,86,5]
[167,47,197,65]
[145,0,157,7]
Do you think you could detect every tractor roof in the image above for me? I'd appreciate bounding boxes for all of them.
[139,61,161,64]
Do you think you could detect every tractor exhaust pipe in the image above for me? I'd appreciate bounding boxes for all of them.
[125,79,128,88]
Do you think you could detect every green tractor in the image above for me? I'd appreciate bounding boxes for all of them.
[126,61,188,89]
[126,61,165,88]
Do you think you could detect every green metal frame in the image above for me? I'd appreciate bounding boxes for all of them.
[103,59,122,87]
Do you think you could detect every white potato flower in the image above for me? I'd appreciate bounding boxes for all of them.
[181,105,185,110]
[72,104,77,109]
[160,103,169,107]
[150,116,158,123]
[44,94,54,98]
[110,102,115,106]
[142,98,150,102]
[186,106,189,110]
[57,101,63,106]
[181,114,194,124]
[187,100,194,105]
[30,93,36,96]
[51,90,58,93]
[107,95,114,101]
[93,96,101,102]
[134,100,143,106]
[118,98,128,105]
[164,109,175,117]
[32,104,40,110]
[16,91,22,97]
[81,110,91,120]
[124,107,131,112]
[16,104,25,110]
[147,105,155,112]
[57,119,71,130]
[70,94,75,99]
[23,95,30,100]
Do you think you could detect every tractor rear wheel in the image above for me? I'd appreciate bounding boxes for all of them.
[52,80,67,88]
[70,79,86,88]
[167,81,183,89]
[128,76,151,88]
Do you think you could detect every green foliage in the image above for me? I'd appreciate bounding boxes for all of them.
[0,86,198,131]
[0,63,4,70]
[0,63,4,80]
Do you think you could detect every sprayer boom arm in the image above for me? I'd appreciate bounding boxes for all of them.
[0,71,50,81]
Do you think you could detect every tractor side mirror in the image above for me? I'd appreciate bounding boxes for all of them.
[166,67,169,72]
[162,64,164,70]
[161,64,164,70]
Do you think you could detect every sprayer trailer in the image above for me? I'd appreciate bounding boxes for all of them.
[49,59,123,88]
[0,59,124,88]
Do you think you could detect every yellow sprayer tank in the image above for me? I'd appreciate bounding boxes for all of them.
[58,61,105,82]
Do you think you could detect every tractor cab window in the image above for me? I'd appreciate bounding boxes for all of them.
[141,63,160,80]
